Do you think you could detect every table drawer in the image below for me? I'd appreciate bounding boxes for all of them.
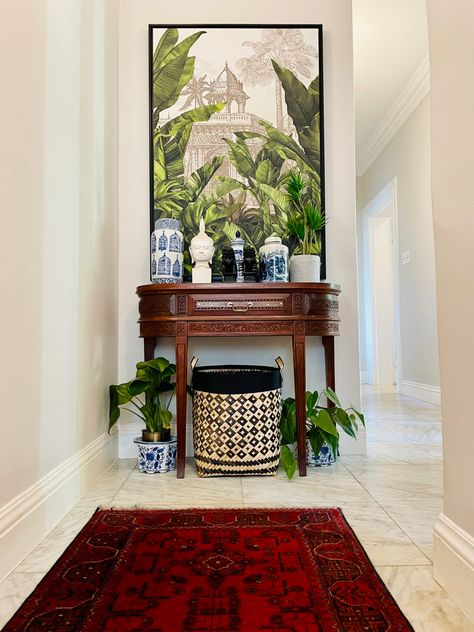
[189,293,292,316]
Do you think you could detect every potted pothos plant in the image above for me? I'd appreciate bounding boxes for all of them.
[109,357,177,473]
[280,388,365,480]
[285,172,326,282]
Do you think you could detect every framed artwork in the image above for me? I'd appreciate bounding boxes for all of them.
[148,24,326,279]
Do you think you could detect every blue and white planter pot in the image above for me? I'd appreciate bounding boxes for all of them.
[134,436,177,474]
[306,438,336,466]
[151,218,184,284]
[259,236,289,283]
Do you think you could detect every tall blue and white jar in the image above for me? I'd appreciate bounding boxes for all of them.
[259,236,289,282]
[151,218,184,284]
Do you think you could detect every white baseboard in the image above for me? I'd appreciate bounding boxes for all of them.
[399,379,441,405]
[433,513,474,622]
[0,432,117,581]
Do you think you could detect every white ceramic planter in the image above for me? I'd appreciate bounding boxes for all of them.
[289,254,320,282]
[134,436,177,474]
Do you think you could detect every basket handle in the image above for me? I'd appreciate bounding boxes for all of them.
[275,356,284,371]
[190,356,199,371]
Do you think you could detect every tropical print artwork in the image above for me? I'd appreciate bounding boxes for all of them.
[149,26,324,275]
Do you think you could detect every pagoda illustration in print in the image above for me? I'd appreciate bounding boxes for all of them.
[149,26,325,276]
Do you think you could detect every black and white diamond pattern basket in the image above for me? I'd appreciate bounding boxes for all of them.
[191,358,283,477]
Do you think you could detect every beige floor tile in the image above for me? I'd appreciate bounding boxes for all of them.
[0,573,44,630]
[16,506,97,573]
[377,566,474,631]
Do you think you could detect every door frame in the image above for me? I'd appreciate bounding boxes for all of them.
[362,178,402,386]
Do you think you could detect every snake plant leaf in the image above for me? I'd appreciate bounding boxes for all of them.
[162,102,225,135]
[271,60,318,130]
[186,155,225,200]
[309,409,338,436]
[224,138,256,179]
[153,28,179,70]
[280,445,297,480]
[323,387,342,408]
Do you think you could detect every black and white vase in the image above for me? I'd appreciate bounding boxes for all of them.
[259,236,289,283]
[151,218,184,284]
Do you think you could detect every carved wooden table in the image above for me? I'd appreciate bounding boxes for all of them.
[136,282,341,478]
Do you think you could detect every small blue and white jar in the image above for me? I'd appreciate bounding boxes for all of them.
[259,236,289,283]
[306,438,336,466]
[134,436,177,474]
[151,218,184,284]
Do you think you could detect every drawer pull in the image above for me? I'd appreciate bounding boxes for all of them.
[227,301,253,312]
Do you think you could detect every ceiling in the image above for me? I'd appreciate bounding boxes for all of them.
[353,0,429,172]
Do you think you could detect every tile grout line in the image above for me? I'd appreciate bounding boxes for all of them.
[338,460,434,566]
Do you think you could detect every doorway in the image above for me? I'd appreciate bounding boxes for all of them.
[361,179,401,386]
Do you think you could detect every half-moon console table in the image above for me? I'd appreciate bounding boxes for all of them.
[136,282,341,478]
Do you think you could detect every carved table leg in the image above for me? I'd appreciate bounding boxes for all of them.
[293,323,307,476]
[175,323,188,478]
[144,337,156,361]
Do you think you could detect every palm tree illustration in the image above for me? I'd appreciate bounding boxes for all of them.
[237,29,317,131]
[179,75,210,110]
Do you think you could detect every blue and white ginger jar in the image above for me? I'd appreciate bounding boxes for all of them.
[259,236,289,283]
[151,218,184,284]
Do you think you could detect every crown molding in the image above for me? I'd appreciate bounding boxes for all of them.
[357,55,430,176]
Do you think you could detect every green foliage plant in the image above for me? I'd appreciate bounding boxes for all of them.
[280,388,365,480]
[109,358,176,435]
[285,172,326,255]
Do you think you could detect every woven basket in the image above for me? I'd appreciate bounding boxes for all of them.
[192,358,283,477]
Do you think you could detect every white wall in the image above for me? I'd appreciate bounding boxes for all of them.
[357,96,440,391]
[0,0,119,579]
[427,0,474,620]
[118,0,364,456]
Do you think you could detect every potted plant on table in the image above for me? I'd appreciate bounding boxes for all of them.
[280,387,365,479]
[285,172,326,282]
[109,357,177,474]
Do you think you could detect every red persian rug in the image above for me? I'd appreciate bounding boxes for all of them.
[5,508,413,631]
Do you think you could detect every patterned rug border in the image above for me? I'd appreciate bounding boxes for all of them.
[5,506,415,632]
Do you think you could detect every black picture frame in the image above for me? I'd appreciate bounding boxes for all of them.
[148,24,326,280]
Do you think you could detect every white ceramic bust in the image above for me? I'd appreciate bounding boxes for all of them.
[189,219,215,283]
